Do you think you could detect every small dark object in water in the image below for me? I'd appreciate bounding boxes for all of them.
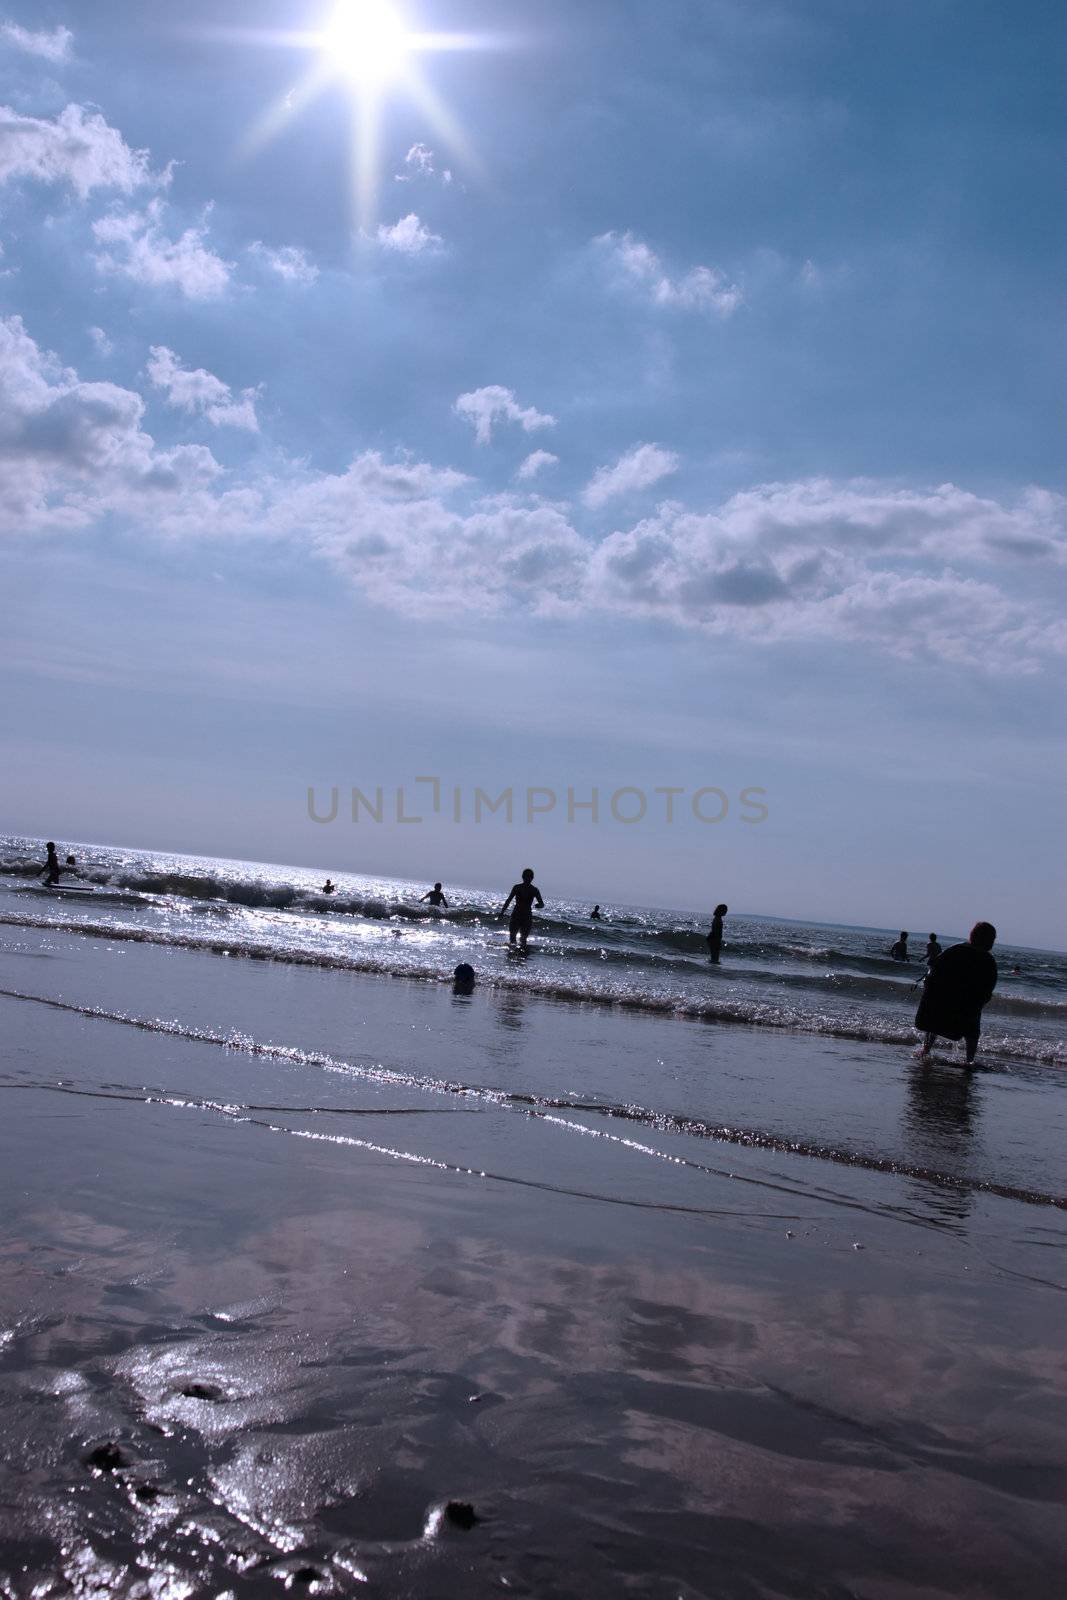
[179,1380,225,1401]
[453,962,476,994]
[84,1441,127,1473]
[445,1500,479,1529]
[134,1483,161,1503]
[293,1568,322,1585]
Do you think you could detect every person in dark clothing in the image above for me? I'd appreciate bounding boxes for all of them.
[707,903,728,964]
[890,932,909,961]
[916,922,997,1066]
[925,933,942,965]
[590,904,602,920]
[499,868,544,948]
[40,842,62,886]
[321,878,336,894]
[421,882,449,908]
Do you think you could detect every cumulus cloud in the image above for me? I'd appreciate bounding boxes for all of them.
[92,200,233,299]
[581,481,1067,670]
[375,213,442,254]
[249,241,318,284]
[4,316,1065,670]
[594,231,742,317]
[583,443,680,509]
[269,455,582,616]
[0,102,153,197]
[147,346,259,432]
[0,314,220,533]
[1,22,73,62]
[394,142,453,185]
[454,385,556,446]
[516,449,559,481]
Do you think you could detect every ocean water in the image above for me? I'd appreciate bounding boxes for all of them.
[1,835,1063,1067]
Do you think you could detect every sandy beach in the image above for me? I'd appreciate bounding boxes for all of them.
[2,908,1065,1598]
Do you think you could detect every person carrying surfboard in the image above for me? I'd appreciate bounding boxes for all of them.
[499,868,544,948]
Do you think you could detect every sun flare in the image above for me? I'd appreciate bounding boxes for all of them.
[321,0,411,89]
[225,1,495,232]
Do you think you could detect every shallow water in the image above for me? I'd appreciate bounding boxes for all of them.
[2,836,1064,1066]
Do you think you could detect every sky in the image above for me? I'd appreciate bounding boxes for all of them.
[0,0,1064,946]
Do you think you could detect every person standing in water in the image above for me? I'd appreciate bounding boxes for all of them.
[925,933,943,966]
[321,878,336,895]
[916,922,998,1066]
[590,904,602,920]
[890,931,909,961]
[499,868,544,948]
[39,842,62,886]
[421,882,449,908]
[707,903,728,964]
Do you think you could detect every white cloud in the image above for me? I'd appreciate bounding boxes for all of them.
[88,326,113,357]
[1,22,73,62]
[93,200,233,299]
[4,316,1065,672]
[375,213,443,254]
[594,231,742,317]
[249,241,318,284]
[516,449,559,481]
[394,143,452,185]
[583,443,679,508]
[147,346,259,432]
[0,102,152,198]
[0,314,221,533]
[454,385,556,446]
[581,481,1067,670]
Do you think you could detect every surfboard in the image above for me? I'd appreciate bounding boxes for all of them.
[43,882,95,895]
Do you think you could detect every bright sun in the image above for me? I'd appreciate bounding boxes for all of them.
[322,0,412,88]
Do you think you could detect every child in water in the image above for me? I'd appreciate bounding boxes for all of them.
[499,868,544,948]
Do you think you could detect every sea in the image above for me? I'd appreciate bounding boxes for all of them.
[1,835,1063,1068]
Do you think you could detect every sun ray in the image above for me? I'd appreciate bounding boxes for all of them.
[401,58,485,185]
[209,1,505,230]
[233,61,334,165]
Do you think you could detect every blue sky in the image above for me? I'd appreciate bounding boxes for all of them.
[1,1,1064,944]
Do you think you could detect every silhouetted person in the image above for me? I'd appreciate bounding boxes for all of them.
[65,854,76,867]
[925,933,942,965]
[890,932,909,961]
[916,922,998,1067]
[421,882,449,908]
[321,878,336,894]
[500,868,543,948]
[590,904,602,920]
[40,842,62,886]
[453,962,475,994]
[707,903,728,964]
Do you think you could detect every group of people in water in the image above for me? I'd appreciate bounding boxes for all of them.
[42,839,1004,1065]
[889,931,942,965]
[311,862,1008,1065]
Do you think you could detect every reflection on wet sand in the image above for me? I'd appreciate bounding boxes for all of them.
[902,1062,982,1222]
[2,1171,1065,1599]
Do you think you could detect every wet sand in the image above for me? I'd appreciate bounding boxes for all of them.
[1,938,1065,1597]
